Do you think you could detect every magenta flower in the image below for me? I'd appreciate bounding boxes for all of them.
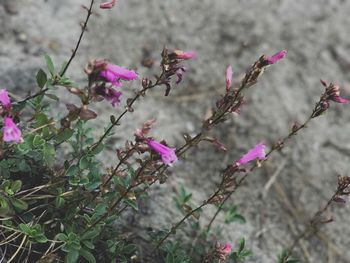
[103,87,122,107]
[332,96,348,104]
[237,143,266,165]
[222,243,232,255]
[174,50,197,60]
[146,139,178,166]
[226,65,233,91]
[3,117,23,143]
[100,0,117,9]
[0,89,11,109]
[99,64,138,87]
[266,50,287,65]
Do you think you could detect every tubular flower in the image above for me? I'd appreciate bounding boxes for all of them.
[146,139,178,166]
[174,50,197,60]
[225,65,233,91]
[3,117,23,143]
[237,143,266,165]
[266,50,287,65]
[99,64,138,87]
[103,87,122,107]
[0,89,11,109]
[326,83,348,104]
[100,0,117,9]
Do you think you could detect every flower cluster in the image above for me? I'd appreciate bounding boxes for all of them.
[313,81,348,117]
[86,59,138,107]
[133,120,178,166]
[159,48,196,96]
[0,89,23,143]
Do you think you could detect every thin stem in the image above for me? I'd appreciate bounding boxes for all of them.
[206,116,313,232]
[282,191,339,262]
[15,0,95,105]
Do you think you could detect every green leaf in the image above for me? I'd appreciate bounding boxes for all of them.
[66,250,79,263]
[55,197,65,208]
[123,198,138,211]
[36,69,47,89]
[65,165,79,177]
[79,248,96,263]
[19,223,31,234]
[11,198,28,210]
[44,54,55,76]
[81,228,99,240]
[35,234,48,243]
[0,198,10,215]
[238,238,245,253]
[79,156,90,170]
[56,233,68,242]
[82,240,95,250]
[45,93,59,101]
[55,128,74,144]
[90,144,104,155]
[43,143,55,167]
[122,244,137,254]
[11,180,22,193]
[33,135,45,148]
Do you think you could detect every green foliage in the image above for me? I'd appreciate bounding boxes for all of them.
[19,223,48,243]
[224,205,246,224]
[162,241,190,263]
[278,249,301,263]
[174,185,192,210]
[230,238,253,262]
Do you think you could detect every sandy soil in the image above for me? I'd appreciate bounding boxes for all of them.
[1,0,350,262]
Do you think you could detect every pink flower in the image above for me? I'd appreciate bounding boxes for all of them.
[0,89,11,109]
[103,88,122,107]
[174,50,197,60]
[332,96,348,104]
[100,0,117,9]
[146,139,178,166]
[266,50,287,65]
[99,64,138,87]
[3,117,23,143]
[226,65,233,91]
[237,143,266,165]
[222,243,232,255]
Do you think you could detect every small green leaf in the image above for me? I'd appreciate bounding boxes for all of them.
[123,198,138,211]
[11,180,22,193]
[19,223,31,234]
[43,143,55,167]
[33,135,45,148]
[55,128,74,144]
[11,198,28,210]
[36,69,47,89]
[56,233,68,241]
[79,156,90,170]
[66,250,79,263]
[45,93,59,101]
[0,198,10,215]
[55,197,65,208]
[81,228,99,240]
[65,165,79,177]
[44,54,55,76]
[35,234,48,243]
[90,144,104,155]
[59,61,68,76]
[80,248,96,263]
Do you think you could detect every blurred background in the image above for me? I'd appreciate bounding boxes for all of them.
[1,0,350,262]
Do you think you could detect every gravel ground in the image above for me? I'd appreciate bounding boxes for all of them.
[1,0,350,262]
